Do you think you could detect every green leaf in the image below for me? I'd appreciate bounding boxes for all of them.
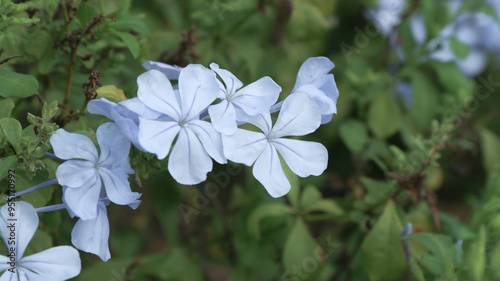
[74,258,135,281]
[96,85,127,102]
[450,37,470,59]
[112,15,151,35]
[478,127,500,172]
[0,155,18,180]
[429,61,474,103]
[361,200,407,281]
[77,2,97,25]
[135,248,203,281]
[339,119,369,153]
[115,31,140,58]
[0,117,22,153]
[300,185,321,208]
[410,70,439,129]
[247,203,293,239]
[0,68,38,98]
[303,199,344,217]
[402,233,456,280]
[466,226,486,281]
[22,30,52,57]
[0,98,14,118]
[367,92,402,139]
[282,218,323,280]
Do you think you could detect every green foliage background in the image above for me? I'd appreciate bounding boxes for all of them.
[2,0,500,280]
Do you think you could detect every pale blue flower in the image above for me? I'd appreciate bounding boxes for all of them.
[88,97,161,151]
[290,57,339,124]
[142,60,183,80]
[364,0,407,36]
[428,11,500,77]
[137,65,227,185]
[50,122,141,220]
[223,92,328,198]
[208,63,281,135]
[0,201,81,280]
[71,201,111,261]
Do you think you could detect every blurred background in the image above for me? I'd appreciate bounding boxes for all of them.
[2,0,500,280]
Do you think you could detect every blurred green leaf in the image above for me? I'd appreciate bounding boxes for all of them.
[410,70,439,129]
[248,203,293,239]
[0,98,14,118]
[479,127,500,172]
[367,93,402,139]
[0,117,22,154]
[450,37,470,59]
[283,218,323,281]
[339,119,368,153]
[361,200,407,281]
[0,68,38,98]
[466,226,486,281]
[77,2,98,25]
[402,233,456,279]
[115,31,140,58]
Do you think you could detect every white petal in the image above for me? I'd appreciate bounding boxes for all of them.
[222,129,267,166]
[62,175,101,220]
[87,97,121,121]
[0,202,38,259]
[294,85,336,115]
[231,76,281,116]
[312,73,339,110]
[270,92,321,138]
[138,118,180,160]
[20,246,81,279]
[272,138,328,177]
[168,128,213,185]
[142,61,183,80]
[99,168,141,205]
[0,256,10,272]
[119,97,163,120]
[410,13,427,45]
[208,100,238,135]
[137,69,182,120]
[56,160,96,188]
[209,62,244,96]
[177,64,220,121]
[71,202,110,261]
[252,144,291,198]
[293,57,335,91]
[96,122,131,167]
[237,112,273,135]
[188,120,227,164]
[50,129,98,162]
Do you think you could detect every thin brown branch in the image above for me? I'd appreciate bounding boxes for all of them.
[0,55,24,65]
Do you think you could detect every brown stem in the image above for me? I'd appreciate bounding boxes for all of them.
[426,191,441,232]
[63,47,78,105]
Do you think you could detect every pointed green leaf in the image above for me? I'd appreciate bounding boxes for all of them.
[0,155,18,180]
[361,200,407,281]
[283,218,323,280]
[96,85,127,102]
[115,31,140,59]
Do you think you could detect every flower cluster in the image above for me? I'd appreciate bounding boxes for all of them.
[2,57,337,279]
[366,0,500,77]
[89,56,339,197]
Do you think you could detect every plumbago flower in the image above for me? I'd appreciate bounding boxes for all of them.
[50,122,141,220]
[69,200,111,261]
[208,63,281,135]
[137,65,226,185]
[289,57,339,124]
[0,201,81,280]
[223,92,328,197]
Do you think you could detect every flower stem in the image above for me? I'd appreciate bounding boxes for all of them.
[36,203,66,213]
[15,178,58,197]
